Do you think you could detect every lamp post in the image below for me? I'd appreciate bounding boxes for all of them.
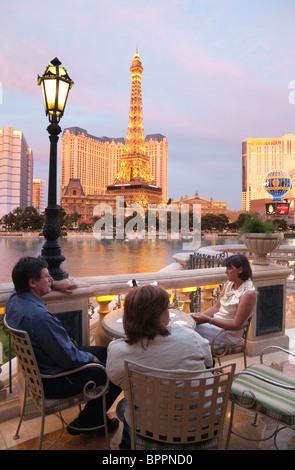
[38,58,74,279]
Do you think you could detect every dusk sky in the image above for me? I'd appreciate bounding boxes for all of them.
[1,0,295,211]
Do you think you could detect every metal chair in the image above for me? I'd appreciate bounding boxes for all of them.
[226,346,295,450]
[211,316,252,368]
[125,360,236,450]
[4,317,110,450]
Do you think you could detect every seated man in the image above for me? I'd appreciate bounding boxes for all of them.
[5,256,120,435]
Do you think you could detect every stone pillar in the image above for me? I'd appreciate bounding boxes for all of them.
[247,263,291,356]
[47,297,89,346]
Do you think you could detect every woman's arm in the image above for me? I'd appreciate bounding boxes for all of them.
[192,290,256,331]
[191,283,227,322]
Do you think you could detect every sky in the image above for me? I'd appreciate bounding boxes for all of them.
[1,0,295,211]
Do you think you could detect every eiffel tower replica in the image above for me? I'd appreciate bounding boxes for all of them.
[107,50,163,207]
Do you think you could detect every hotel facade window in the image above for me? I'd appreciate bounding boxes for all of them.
[0,126,33,217]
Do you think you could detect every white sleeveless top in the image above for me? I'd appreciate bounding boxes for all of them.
[215,279,256,337]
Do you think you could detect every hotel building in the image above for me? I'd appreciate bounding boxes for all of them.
[60,128,168,219]
[0,126,33,217]
[242,134,295,211]
[32,178,46,214]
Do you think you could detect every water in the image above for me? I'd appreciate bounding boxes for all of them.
[1,233,294,283]
[0,235,187,282]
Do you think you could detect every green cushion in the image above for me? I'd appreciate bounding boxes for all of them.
[33,386,106,415]
[231,363,295,426]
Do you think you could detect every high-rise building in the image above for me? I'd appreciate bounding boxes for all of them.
[242,134,295,211]
[107,50,163,206]
[61,129,168,202]
[61,128,125,196]
[0,126,33,217]
[33,178,46,214]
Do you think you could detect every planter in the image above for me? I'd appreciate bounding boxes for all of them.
[243,233,280,265]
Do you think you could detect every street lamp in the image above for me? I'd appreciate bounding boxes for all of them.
[38,58,74,279]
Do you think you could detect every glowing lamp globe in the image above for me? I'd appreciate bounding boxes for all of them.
[262,169,292,201]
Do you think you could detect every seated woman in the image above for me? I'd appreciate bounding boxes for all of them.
[106,284,213,449]
[191,254,257,345]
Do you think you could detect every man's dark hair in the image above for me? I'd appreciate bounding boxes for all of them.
[12,257,49,294]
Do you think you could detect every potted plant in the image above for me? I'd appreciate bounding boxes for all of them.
[239,214,280,265]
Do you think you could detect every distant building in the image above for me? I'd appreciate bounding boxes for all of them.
[242,134,295,211]
[60,129,168,207]
[33,179,45,214]
[0,126,33,217]
[61,178,117,223]
[172,193,226,212]
[171,193,244,222]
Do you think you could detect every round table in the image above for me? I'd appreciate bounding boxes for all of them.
[102,307,195,339]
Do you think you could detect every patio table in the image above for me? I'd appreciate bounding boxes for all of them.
[102,308,195,339]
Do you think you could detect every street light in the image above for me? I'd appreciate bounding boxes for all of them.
[38,58,74,279]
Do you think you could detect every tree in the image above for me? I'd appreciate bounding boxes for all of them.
[21,206,45,231]
[201,213,229,231]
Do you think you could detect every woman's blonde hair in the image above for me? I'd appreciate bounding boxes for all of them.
[123,284,170,345]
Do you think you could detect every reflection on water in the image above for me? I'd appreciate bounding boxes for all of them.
[2,233,292,283]
[0,236,185,282]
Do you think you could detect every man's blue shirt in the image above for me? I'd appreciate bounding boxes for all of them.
[6,291,95,374]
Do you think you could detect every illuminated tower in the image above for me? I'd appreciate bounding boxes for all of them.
[107,50,163,206]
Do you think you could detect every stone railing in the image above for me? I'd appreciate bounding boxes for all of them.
[173,242,295,273]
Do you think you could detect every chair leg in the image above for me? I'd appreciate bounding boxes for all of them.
[13,386,27,440]
[102,395,110,449]
[252,413,258,427]
[243,349,247,368]
[225,400,235,449]
[38,412,46,450]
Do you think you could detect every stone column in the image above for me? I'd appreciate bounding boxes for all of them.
[247,262,291,356]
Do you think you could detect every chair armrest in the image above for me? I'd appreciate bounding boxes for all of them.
[41,363,109,400]
[211,325,246,357]
[260,346,295,365]
[211,329,229,357]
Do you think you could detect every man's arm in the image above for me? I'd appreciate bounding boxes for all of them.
[51,277,78,293]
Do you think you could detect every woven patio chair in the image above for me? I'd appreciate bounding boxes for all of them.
[4,317,110,450]
[125,360,236,450]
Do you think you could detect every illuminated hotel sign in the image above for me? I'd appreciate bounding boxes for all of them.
[266,202,289,215]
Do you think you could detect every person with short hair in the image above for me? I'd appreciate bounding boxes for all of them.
[106,284,213,449]
[191,254,257,345]
[6,256,120,435]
